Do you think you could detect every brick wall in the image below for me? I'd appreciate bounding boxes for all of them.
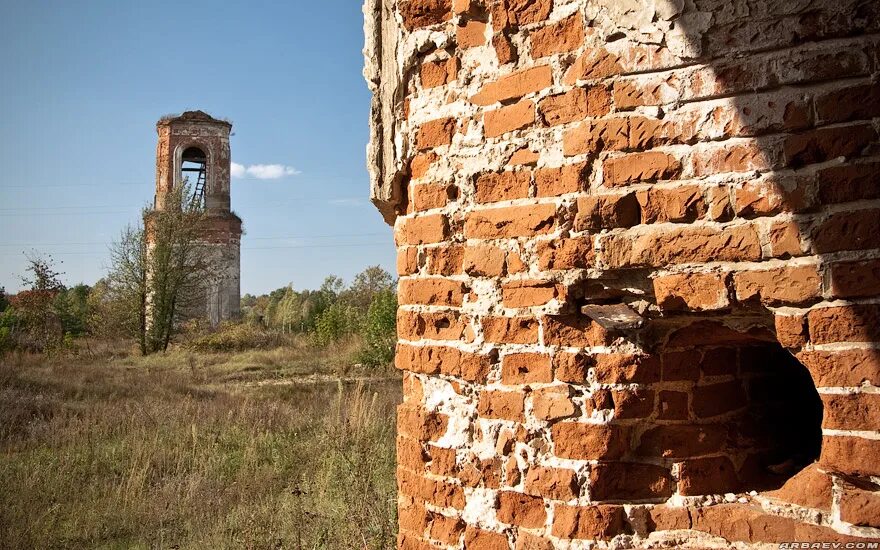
[364,0,880,546]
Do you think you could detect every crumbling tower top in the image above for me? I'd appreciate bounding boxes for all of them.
[155,110,233,213]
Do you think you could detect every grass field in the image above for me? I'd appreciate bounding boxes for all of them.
[0,341,400,549]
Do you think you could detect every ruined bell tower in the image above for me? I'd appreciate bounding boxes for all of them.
[154,110,242,325]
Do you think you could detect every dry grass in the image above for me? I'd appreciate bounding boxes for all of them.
[0,344,400,549]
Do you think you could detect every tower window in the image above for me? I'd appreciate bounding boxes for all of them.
[181,146,207,209]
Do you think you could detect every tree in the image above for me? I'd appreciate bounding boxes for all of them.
[0,287,7,313]
[107,182,210,354]
[348,266,394,311]
[8,253,66,351]
[358,289,397,367]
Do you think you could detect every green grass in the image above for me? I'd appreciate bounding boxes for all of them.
[0,343,400,549]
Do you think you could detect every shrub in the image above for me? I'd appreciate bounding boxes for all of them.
[184,322,288,352]
[357,290,397,368]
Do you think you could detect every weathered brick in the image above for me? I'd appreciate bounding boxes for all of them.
[820,436,880,477]
[575,193,640,230]
[399,0,452,30]
[733,265,821,305]
[497,491,546,528]
[457,20,486,48]
[812,208,880,253]
[603,225,762,268]
[463,527,509,550]
[490,0,552,27]
[397,214,449,245]
[531,386,576,420]
[553,352,590,383]
[563,118,628,156]
[398,246,420,276]
[821,393,880,431]
[543,315,610,347]
[817,161,880,204]
[529,14,584,58]
[420,58,458,88]
[411,182,456,211]
[564,48,622,85]
[594,354,660,384]
[472,66,553,106]
[416,117,456,150]
[610,388,655,419]
[653,272,729,311]
[637,186,706,224]
[474,170,531,203]
[465,204,556,239]
[692,380,746,418]
[478,390,525,421]
[484,100,536,137]
[784,124,877,169]
[425,244,464,275]
[589,462,673,500]
[797,349,880,387]
[398,309,469,341]
[603,152,682,186]
[678,456,740,496]
[636,424,726,459]
[482,315,540,344]
[399,277,467,306]
[398,404,449,442]
[536,238,594,270]
[808,304,880,344]
[524,466,579,500]
[534,163,587,197]
[551,504,627,540]
[840,483,880,528]
[539,87,611,126]
[463,244,507,277]
[501,352,552,384]
[502,279,562,308]
[551,422,630,460]
[829,259,880,298]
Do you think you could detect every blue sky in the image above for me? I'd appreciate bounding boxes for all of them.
[0,0,395,295]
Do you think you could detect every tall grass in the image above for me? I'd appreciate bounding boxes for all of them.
[0,349,400,549]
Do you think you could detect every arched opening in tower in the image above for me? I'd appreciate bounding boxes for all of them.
[181,146,207,209]
[638,331,825,497]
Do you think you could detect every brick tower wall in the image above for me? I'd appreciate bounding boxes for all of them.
[364,0,880,547]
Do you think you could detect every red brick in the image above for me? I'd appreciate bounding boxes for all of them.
[551,422,630,460]
[636,424,726,459]
[425,244,464,275]
[492,33,517,65]
[531,386,576,421]
[816,82,880,124]
[463,244,507,277]
[637,186,706,224]
[830,259,880,298]
[543,315,610,347]
[692,380,746,418]
[589,462,673,500]
[775,313,808,348]
[551,504,627,540]
[396,344,494,383]
[410,152,438,179]
[678,456,740,496]
[657,390,689,420]
[817,161,880,204]
[534,163,587,197]
[398,309,469,341]
[593,354,660,384]
[536,238,594,270]
[808,304,880,344]
[653,272,729,312]
[502,279,563,308]
[463,527,509,550]
[529,14,584,58]
[501,352,552,384]
[465,204,556,239]
[417,117,456,150]
[603,225,762,268]
[420,58,458,88]
[820,436,880,477]
[840,483,880,528]
[398,404,449,442]
[812,208,880,254]
[768,220,804,257]
[539,86,611,126]
[507,147,539,166]
[733,265,821,305]
[478,390,525,422]
[610,389,655,419]
[524,466,579,500]
[797,349,880,387]
[766,464,832,511]
[497,491,546,528]
[474,170,530,203]
[603,152,682,186]
[575,193,640,230]
[399,278,467,307]
[821,393,880,431]
[397,214,450,245]
[563,48,622,85]
[553,352,590,383]
[472,65,553,106]
[692,142,776,176]
[484,100,536,137]
[784,123,877,169]
[457,20,486,48]
[563,118,628,156]
[411,182,456,211]
[490,0,552,27]
[398,246,420,276]
[399,0,452,30]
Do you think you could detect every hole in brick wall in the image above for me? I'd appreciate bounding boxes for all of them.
[735,343,823,491]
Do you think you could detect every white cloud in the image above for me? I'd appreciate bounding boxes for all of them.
[231,162,300,180]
